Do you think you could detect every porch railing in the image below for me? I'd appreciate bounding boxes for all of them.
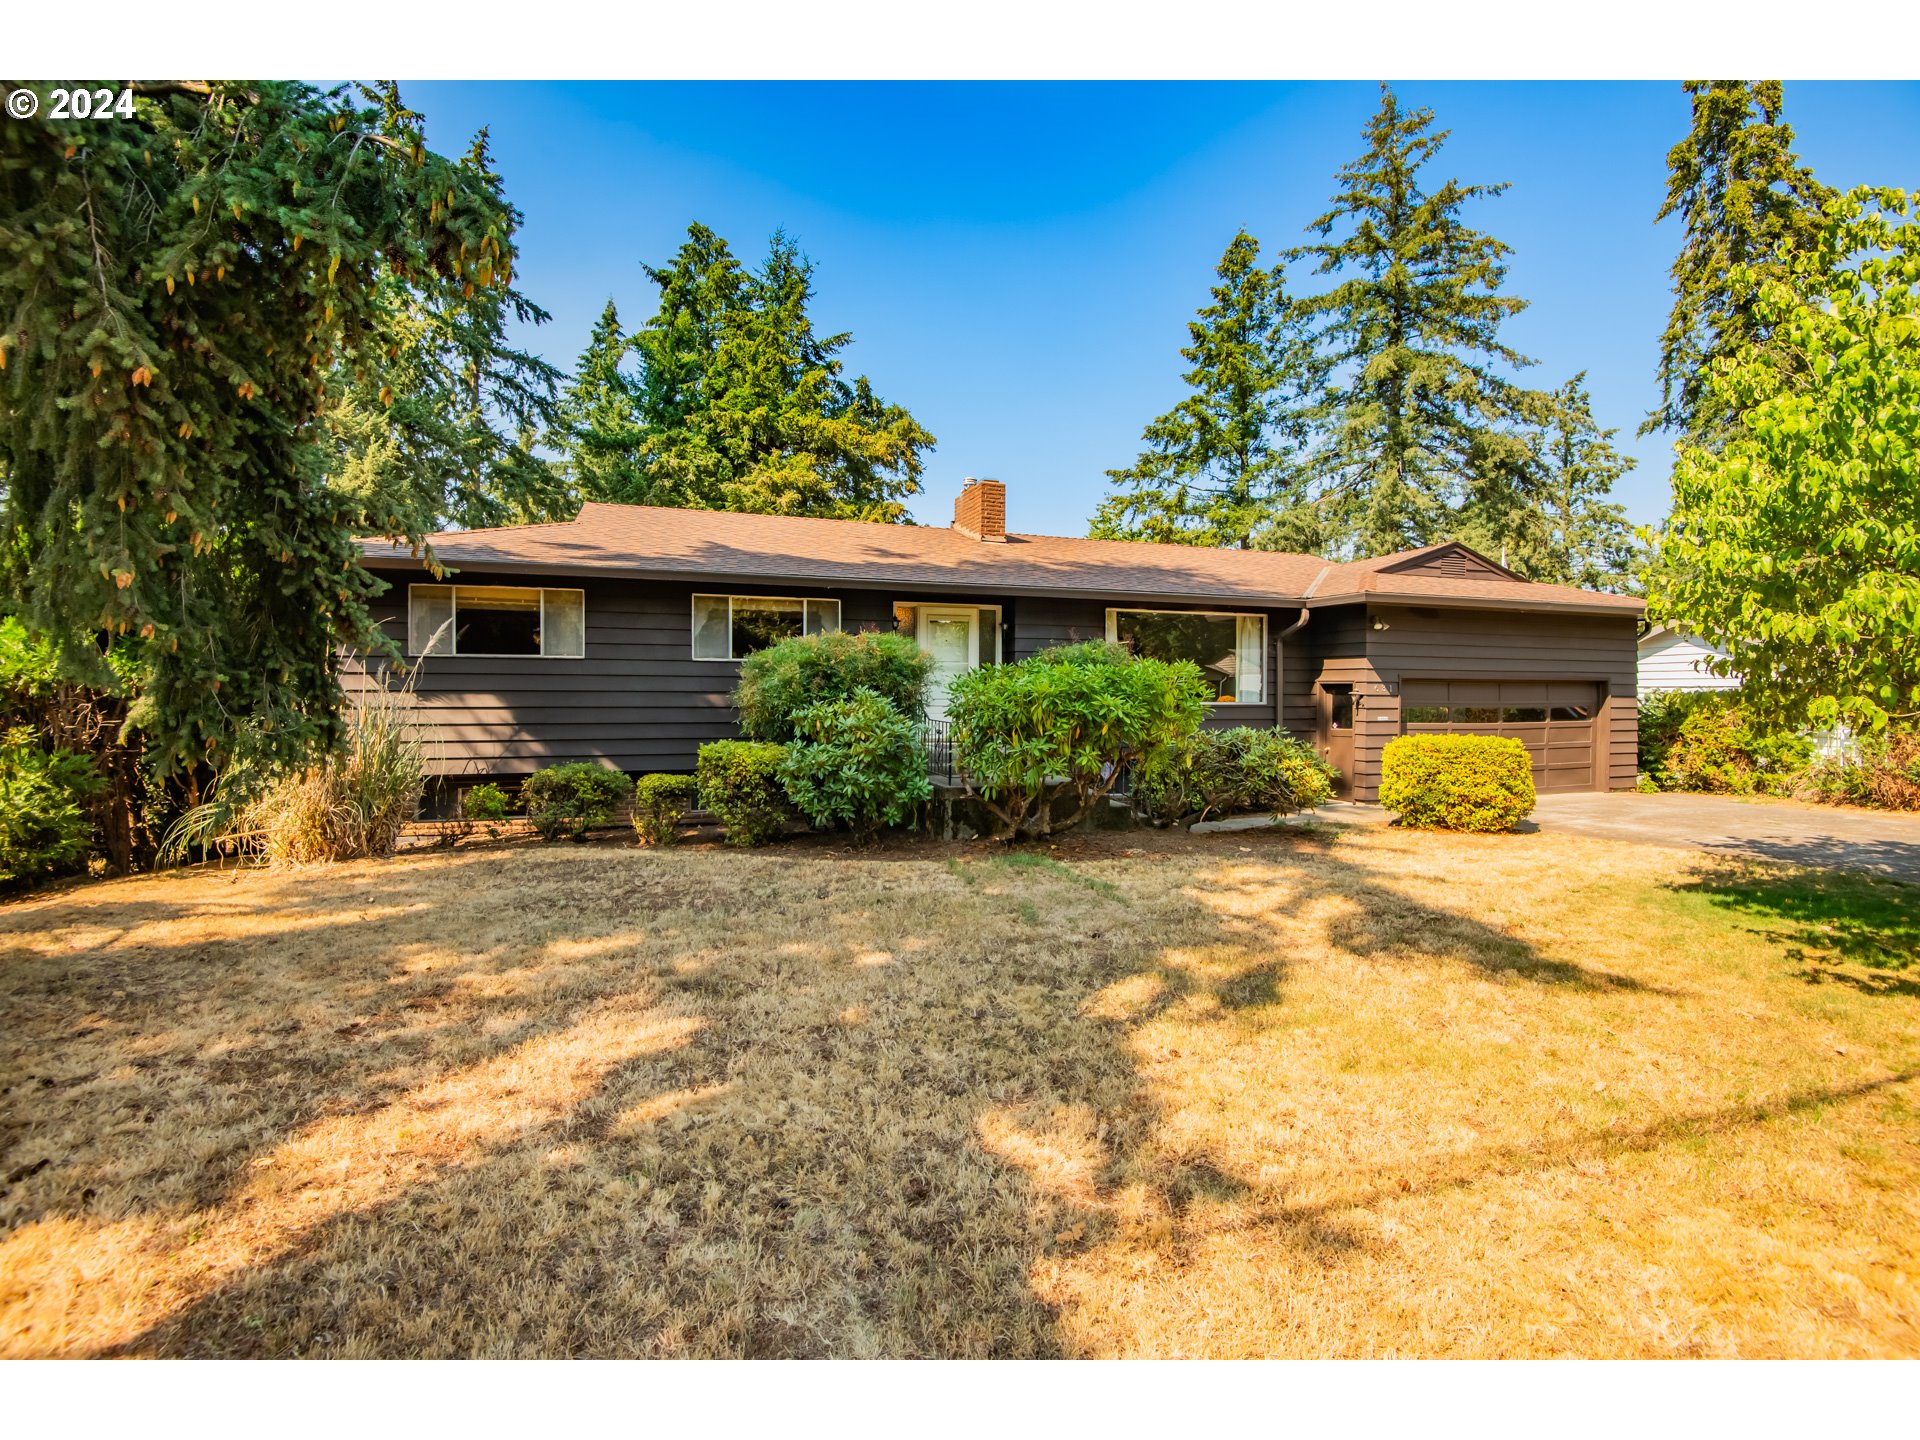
[920,725,1132,798]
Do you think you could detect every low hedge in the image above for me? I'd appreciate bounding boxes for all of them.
[1378,734,1535,833]
[522,762,633,841]
[697,741,794,847]
[1131,727,1338,826]
[633,773,699,845]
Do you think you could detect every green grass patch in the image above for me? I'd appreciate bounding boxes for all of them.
[979,850,1127,902]
[1674,864,1920,975]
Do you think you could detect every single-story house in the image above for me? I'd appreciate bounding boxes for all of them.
[1637,625,1742,694]
[352,478,1645,804]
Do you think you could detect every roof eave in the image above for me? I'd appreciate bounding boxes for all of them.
[356,552,1313,607]
[1309,591,1646,617]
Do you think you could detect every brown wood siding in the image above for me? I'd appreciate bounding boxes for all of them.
[1384,548,1508,580]
[348,571,897,777]
[1361,604,1639,797]
[1008,595,1106,659]
[1284,604,1366,745]
[344,569,1632,792]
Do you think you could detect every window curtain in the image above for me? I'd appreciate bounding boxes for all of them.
[1235,616,1264,703]
[543,590,586,658]
[408,586,454,656]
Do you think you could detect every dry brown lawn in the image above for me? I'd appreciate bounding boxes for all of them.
[2,822,1916,1358]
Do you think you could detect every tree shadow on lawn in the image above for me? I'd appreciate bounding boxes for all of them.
[3,831,1703,1357]
[1672,860,1920,996]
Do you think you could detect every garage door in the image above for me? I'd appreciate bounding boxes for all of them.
[1400,680,1601,793]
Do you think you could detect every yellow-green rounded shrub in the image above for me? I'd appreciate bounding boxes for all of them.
[1378,733,1535,833]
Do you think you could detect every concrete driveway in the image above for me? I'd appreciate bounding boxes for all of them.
[1528,792,1920,880]
[1257,792,1920,880]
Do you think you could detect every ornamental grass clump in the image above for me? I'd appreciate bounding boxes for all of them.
[1379,733,1535,833]
[632,773,699,845]
[779,688,932,844]
[161,674,427,867]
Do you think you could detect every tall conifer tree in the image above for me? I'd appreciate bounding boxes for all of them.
[1091,231,1312,549]
[1644,81,1834,445]
[552,300,647,505]
[627,226,933,521]
[1291,86,1541,557]
[1458,375,1638,590]
[0,80,536,770]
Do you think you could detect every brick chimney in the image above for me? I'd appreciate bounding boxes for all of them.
[952,477,1007,542]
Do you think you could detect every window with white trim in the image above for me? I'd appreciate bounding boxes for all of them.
[1106,608,1265,703]
[691,594,842,660]
[407,585,586,658]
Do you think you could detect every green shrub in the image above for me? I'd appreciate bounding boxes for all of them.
[523,763,633,841]
[1639,690,1810,796]
[463,782,513,822]
[1379,734,1536,833]
[733,631,933,743]
[779,688,931,843]
[1660,695,1808,796]
[1132,727,1337,825]
[633,773,699,845]
[697,741,794,847]
[0,728,103,885]
[1239,728,1338,814]
[948,641,1211,840]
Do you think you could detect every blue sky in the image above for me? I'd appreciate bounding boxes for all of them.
[404,80,1920,539]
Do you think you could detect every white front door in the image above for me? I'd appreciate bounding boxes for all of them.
[917,607,978,723]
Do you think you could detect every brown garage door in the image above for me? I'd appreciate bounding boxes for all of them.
[1400,680,1601,793]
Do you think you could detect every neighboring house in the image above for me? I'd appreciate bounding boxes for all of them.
[352,478,1645,804]
[1637,625,1742,694]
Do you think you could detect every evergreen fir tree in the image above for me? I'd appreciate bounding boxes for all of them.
[327,132,567,533]
[552,300,647,506]
[0,80,537,771]
[1644,81,1835,445]
[1291,85,1542,557]
[1091,231,1312,549]
[1459,375,1639,590]
[630,226,933,521]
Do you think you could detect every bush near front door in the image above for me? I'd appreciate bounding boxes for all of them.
[1379,734,1536,833]
[947,640,1211,841]
[731,632,932,743]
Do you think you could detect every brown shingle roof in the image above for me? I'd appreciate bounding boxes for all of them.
[356,502,1642,614]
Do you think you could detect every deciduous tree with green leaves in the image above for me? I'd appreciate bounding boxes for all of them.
[1091,230,1313,549]
[1290,85,1544,557]
[1644,80,1835,446]
[1648,188,1920,731]
[0,80,533,772]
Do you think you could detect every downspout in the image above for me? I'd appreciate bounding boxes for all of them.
[1277,606,1310,730]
